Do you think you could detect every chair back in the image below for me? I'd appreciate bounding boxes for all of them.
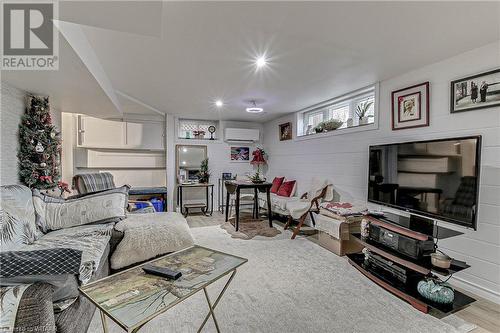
[72,172,116,195]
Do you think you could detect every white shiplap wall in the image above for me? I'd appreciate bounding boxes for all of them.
[263,42,500,303]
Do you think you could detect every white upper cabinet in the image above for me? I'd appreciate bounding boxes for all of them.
[77,115,164,150]
[125,121,164,150]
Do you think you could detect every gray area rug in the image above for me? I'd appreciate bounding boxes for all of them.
[88,225,475,333]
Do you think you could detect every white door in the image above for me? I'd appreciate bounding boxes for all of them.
[126,121,164,150]
[78,116,126,148]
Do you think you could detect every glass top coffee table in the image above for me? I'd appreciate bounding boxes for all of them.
[80,246,247,333]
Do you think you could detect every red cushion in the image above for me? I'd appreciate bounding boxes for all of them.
[277,180,296,197]
[270,177,285,194]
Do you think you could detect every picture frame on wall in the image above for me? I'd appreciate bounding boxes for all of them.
[450,68,500,113]
[391,82,429,130]
[230,146,250,162]
[279,122,292,141]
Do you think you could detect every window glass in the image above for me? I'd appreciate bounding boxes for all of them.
[297,85,376,136]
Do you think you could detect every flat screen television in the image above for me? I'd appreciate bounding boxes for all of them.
[368,136,481,229]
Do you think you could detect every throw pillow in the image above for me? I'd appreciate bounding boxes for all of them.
[277,180,296,197]
[111,212,194,270]
[270,177,285,193]
[0,185,40,252]
[0,248,82,278]
[32,185,129,232]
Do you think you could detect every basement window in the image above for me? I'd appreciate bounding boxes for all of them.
[178,119,218,140]
[297,84,378,137]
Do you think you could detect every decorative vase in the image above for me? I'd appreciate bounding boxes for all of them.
[417,279,455,304]
[347,118,353,127]
[359,117,369,125]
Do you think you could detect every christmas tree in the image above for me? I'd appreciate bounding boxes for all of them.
[18,95,61,189]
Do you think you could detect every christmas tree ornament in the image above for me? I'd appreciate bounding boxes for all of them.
[50,132,56,138]
[40,162,47,168]
[35,142,44,153]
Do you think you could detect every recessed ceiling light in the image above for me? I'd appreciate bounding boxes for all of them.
[182,147,188,153]
[215,100,223,108]
[246,100,264,113]
[182,161,187,165]
[255,56,267,69]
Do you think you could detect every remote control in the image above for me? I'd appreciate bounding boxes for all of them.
[142,264,182,280]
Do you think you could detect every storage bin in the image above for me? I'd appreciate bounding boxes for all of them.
[150,198,164,212]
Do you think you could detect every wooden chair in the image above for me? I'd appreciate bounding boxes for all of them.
[284,184,332,239]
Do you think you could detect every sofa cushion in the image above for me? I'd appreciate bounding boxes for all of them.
[277,180,296,197]
[0,185,41,251]
[0,248,82,278]
[111,212,194,270]
[270,177,284,194]
[33,186,128,232]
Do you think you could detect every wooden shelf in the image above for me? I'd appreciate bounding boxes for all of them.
[347,253,476,315]
[351,234,469,276]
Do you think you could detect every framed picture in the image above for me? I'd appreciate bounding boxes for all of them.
[222,172,232,180]
[450,68,500,113]
[279,122,292,141]
[392,82,429,130]
[230,146,249,162]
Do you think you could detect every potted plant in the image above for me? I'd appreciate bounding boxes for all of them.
[314,122,324,133]
[197,158,210,183]
[356,101,374,125]
[321,119,343,131]
[250,148,267,183]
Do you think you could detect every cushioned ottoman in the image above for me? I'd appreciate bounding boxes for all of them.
[111,212,194,270]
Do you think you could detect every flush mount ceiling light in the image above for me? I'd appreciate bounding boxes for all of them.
[246,100,264,113]
[215,100,223,108]
[255,55,267,69]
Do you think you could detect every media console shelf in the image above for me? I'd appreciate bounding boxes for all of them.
[347,213,476,315]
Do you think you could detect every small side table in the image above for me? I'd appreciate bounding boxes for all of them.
[177,183,214,217]
[224,180,272,231]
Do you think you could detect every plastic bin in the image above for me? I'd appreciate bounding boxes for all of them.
[150,198,164,212]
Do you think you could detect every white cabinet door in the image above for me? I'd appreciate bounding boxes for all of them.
[78,116,126,148]
[126,121,164,150]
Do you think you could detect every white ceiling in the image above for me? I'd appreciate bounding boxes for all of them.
[3,1,500,122]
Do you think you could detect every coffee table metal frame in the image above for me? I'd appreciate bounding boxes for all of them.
[80,246,246,333]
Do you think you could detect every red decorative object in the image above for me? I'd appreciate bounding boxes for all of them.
[39,175,52,182]
[277,180,295,197]
[57,181,70,193]
[270,177,284,193]
[250,148,266,166]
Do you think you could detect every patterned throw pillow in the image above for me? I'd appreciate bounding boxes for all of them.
[0,248,82,278]
[270,177,285,194]
[0,185,40,252]
[277,180,296,197]
[32,185,129,232]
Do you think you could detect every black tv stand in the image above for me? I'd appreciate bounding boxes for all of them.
[347,212,475,315]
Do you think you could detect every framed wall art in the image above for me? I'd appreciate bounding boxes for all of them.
[279,122,292,141]
[392,82,429,130]
[450,68,500,113]
[230,146,250,162]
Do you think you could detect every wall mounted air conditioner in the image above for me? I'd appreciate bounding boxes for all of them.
[224,128,260,142]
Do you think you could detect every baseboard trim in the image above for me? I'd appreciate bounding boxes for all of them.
[450,276,500,305]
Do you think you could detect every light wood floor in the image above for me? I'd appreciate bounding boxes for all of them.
[185,212,500,333]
